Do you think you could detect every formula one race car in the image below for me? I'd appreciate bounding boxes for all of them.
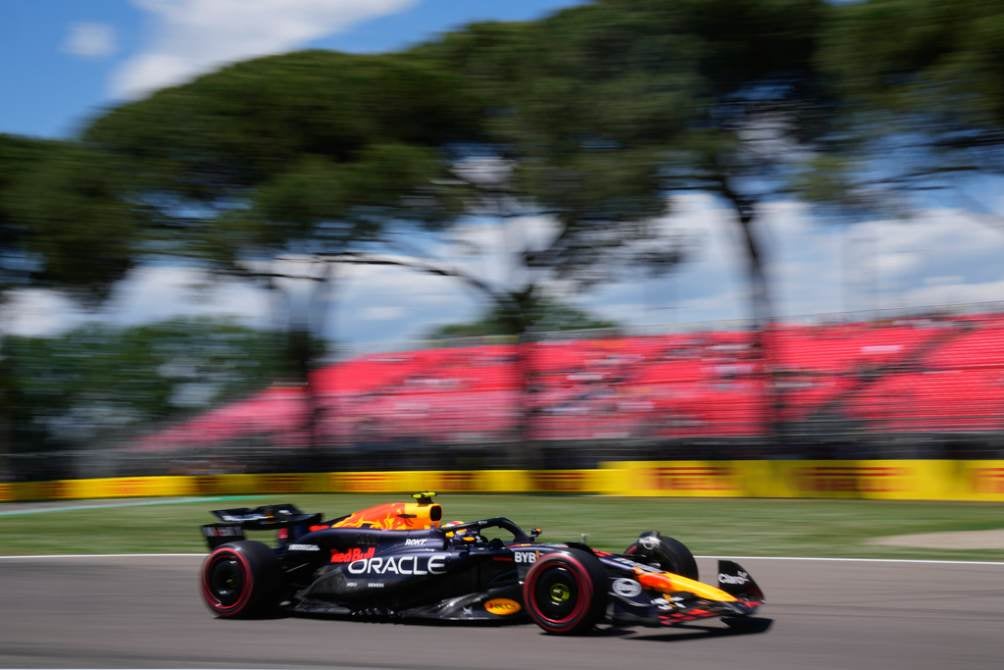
[199,493,764,635]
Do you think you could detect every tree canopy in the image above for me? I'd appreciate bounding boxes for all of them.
[84,50,481,266]
[425,295,619,341]
[4,318,294,478]
[0,134,142,301]
[5,0,1004,467]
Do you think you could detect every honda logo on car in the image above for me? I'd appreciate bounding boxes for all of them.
[719,570,749,585]
[347,554,448,575]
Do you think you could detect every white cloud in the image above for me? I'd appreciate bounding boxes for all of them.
[5,197,1004,348]
[101,265,271,328]
[112,0,416,99]
[874,251,920,276]
[0,290,84,337]
[441,215,560,290]
[580,193,1004,329]
[63,22,117,59]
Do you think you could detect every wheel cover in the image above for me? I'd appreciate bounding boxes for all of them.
[534,566,579,621]
[208,556,245,606]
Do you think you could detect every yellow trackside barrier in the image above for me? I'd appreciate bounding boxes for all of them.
[749,460,959,500]
[3,461,1004,503]
[600,459,1004,501]
[955,460,1004,502]
[605,461,747,497]
[66,475,194,499]
[325,469,604,494]
[2,476,195,501]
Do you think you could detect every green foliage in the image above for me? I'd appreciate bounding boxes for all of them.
[823,0,1004,128]
[84,50,481,267]
[4,318,291,454]
[425,296,619,340]
[414,1,833,291]
[813,1,1004,214]
[8,145,142,300]
[1,135,142,301]
[0,134,58,233]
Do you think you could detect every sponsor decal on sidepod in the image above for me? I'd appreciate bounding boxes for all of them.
[484,598,522,616]
[288,544,320,552]
[330,547,376,563]
[347,554,448,576]
[718,570,749,585]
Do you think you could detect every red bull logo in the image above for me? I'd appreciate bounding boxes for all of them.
[330,547,376,563]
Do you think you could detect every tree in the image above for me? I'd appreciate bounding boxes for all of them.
[0,135,145,476]
[417,0,831,443]
[3,317,294,479]
[816,0,1004,214]
[84,51,480,456]
[86,44,686,463]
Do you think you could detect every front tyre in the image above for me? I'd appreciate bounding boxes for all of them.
[200,540,281,618]
[523,548,608,635]
[623,531,699,580]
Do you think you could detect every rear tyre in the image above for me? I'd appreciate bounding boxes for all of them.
[523,548,608,635]
[623,531,699,580]
[200,540,281,618]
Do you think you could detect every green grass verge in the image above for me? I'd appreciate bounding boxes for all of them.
[1,494,1003,560]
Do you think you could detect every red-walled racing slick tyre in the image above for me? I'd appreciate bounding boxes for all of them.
[522,548,609,635]
[201,540,282,618]
[624,530,699,580]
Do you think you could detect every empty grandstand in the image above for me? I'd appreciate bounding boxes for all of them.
[114,308,1004,476]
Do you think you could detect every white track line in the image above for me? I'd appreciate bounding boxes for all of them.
[695,555,1004,566]
[0,553,1001,565]
[0,553,204,559]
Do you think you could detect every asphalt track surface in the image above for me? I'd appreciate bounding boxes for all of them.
[1,555,1002,670]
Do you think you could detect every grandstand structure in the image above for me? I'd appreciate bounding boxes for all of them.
[126,308,1004,473]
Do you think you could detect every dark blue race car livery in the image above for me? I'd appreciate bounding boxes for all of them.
[200,493,765,635]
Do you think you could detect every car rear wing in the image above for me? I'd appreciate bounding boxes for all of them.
[201,503,323,550]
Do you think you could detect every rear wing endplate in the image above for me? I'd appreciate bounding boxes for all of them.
[201,503,323,550]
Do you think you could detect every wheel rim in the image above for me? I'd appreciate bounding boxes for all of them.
[534,566,579,621]
[208,556,245,606]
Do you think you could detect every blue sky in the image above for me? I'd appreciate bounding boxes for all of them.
[2,0,582,139]
[3,0,1004,349]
